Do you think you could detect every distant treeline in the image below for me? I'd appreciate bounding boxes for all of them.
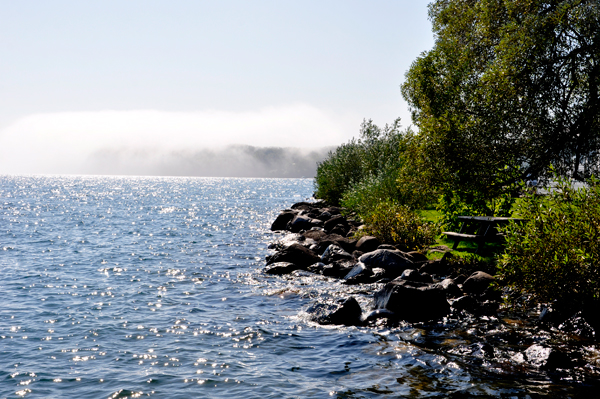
[88,144,333,178]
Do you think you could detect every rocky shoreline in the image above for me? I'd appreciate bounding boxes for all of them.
[264,200,600,374]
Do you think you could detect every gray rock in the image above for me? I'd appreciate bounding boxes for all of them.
[359,249,413,278]
[321,244,353,264]
[462,271,495,295]
[288,215,323,233]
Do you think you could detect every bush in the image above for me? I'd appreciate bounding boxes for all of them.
[498,176,600,306]
[314,118,406,206]
[356,201,438,251]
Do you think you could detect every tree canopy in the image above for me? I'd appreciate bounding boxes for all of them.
[402,0,600,198]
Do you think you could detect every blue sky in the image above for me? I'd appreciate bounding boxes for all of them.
[0,1,434,175]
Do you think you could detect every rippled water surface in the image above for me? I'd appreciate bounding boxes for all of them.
[1,175,599,398]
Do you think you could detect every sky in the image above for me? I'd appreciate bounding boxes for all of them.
[0,0,435,176]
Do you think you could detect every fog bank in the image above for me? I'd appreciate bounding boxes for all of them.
[0,105,351,176]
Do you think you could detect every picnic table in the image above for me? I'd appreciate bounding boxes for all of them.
[442,216,523,252]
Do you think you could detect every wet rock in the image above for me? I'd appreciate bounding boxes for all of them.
[309,297,363,326]
[361,308,396,324]
[524,344,573,369]
[355,236,381,253]
[306,262,326,274]
[264,262,301,275]
[398,269,434,284]
[373,279,450,322]
[559,311,597,339]
[322,260,355,278]
[451,295,498,316]
[462,271,495,295]
[431,278,463,299]
[288,214,323,233]
[271,210,296,231]
[321,244,353,264]
[266,243,320,268]
[359,249,413,278]
[313,234,356,254]
[343,263,375,285]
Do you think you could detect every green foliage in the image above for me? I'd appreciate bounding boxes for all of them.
[402,0,600,199]
[356,201,439,251]
[437,185,517,231]
[314,118,407,206]
[498,176,600,306]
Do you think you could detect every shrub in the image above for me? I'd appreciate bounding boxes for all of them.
[356,201,438,251]
[498,176,600,306]
[314,118,405,206]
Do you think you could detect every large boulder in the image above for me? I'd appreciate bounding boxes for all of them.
[313,234,356,254]
[271,210,296,231]
[288,215,323,233]
[266,243,320,268]
[359,249,413,278]
[309,297,363,326]
[321,244,353,264]
[355,236,381,253]
[324,215,348,232]
[462,271,495,295]
[373,279,450,322]
[264,262,301,275]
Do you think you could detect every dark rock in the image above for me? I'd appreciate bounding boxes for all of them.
[322,260,355,278]
[431,278,463,299]
[288,215,323,233]
[324,215,348,232]
[266,243,320,268]
[264,262,301,275]
[373,279,450,322]
[309,297,363,326]
[524,345,573,369]
[330,224,349,237]
[462,271,495,295]
[559,311,597,339]
[453,274,467,285]
[306,262,326,274]
[451,295,479,313]
[291,202,316,211]
[451,295,498,315]
[315,211,332,222]
[419,259,449,276]
[355,236,381,253]
[359,249,413,278]
[405,251,429,263]
[398,269,434,284]
[342,263,375,285]
[377,244,397,250]
[324,206,342,215]
[271,210,296,231]
[361,308,396,324]
[321,244,353,264]
[302,229,328,242]
[313,234,356,254]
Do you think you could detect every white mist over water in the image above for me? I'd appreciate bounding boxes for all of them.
[0,104,354,177]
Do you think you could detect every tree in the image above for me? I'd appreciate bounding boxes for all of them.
[402,0,600,199]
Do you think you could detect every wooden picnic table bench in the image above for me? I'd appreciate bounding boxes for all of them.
[442,216,523,252]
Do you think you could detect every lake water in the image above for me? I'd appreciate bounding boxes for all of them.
[1,175,598,398]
